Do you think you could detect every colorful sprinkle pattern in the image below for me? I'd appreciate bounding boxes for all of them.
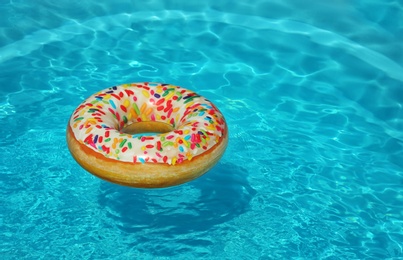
[69,82,226,165]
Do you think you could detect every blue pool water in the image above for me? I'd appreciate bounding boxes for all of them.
[1,0,403,259]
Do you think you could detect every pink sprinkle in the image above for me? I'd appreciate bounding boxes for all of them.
[167,108,173,118]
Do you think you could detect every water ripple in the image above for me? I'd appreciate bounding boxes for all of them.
[1,10,402,82]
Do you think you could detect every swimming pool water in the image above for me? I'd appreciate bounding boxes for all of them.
[1,0,402,259]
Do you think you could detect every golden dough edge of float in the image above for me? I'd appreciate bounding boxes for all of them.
[66,125,228,188]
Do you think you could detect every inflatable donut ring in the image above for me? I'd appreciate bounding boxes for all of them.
[66,82,228,188]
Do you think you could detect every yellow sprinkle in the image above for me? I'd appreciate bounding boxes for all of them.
[142,90,150,98]
[141,114,148,121]
[186,152,193,161]
[165,91,175,100]
[207,124,215,130]
[85,127,93,134]
[104,94,111,99]
[112,138,118,149]
[156,86,164,93]
[184,129,190,134]
[173,107,180,113]
[172,157,177,165]
[87,118,97,124]
[141,146,146,151]
[123,99,130,108]
[156,114,161,120]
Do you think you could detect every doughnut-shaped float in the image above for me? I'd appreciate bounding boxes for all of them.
[66,82,228,188]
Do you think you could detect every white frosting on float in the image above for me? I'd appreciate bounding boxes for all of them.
[69,82,226,165]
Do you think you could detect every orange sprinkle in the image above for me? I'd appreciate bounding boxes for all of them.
[145,107,153,116]
[140,103,147,114]
[129,108,137,118]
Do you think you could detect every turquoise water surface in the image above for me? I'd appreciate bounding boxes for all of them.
[1,0,403,259]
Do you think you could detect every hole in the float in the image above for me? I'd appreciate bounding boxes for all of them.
[121,121,174,135]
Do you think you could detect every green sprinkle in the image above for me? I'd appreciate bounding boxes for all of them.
[74,117,84,122]
[119,139,127,148]
[162,88,175,97]
[128,142,132,149]
[175,92,183,101]
[162,141,174,147]
[123,115,128,123]
[132,102,140,115]
[184,95,199,104]
[200,129,208,136]
[104,138,111,142]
